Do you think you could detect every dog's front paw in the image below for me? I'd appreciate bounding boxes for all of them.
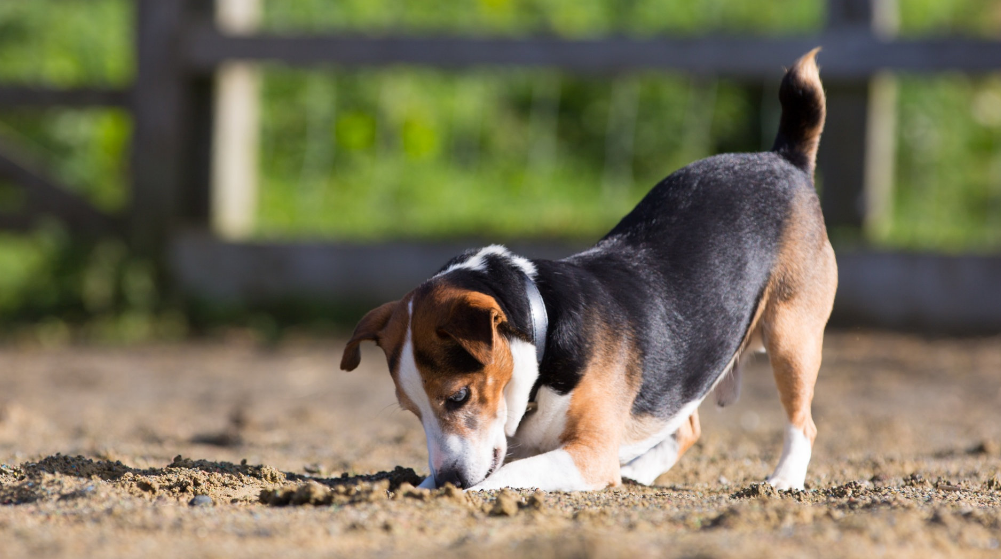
[466,477,507,492]
[766,475,804,491]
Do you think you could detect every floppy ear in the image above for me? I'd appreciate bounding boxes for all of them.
[340,301,398,371]
[438,292,506,367]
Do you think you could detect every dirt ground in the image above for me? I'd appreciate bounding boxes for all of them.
[1,330,999,558]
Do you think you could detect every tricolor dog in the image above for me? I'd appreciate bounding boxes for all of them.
[341,49,836,492]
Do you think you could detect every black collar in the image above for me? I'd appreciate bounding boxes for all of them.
[523,275,548,365]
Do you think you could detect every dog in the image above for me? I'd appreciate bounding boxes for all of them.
[340,49,836,492]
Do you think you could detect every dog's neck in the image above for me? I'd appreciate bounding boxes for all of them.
[501,267,548,437]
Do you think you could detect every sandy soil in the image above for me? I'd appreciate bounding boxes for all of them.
[1,330,999,558]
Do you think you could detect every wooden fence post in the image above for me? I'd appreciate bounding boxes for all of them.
[131,0,189,254]
[184,2,217,230]
[211,0,261,240]
[132,0,216,258]
[817,0,898,238]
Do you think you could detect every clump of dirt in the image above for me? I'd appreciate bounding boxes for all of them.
[167,455,287,483]
[731,482,782,499]
[307,464,423,491]
[0,453,438,510]
[261,479,391,506]
[489,488,522,516]
[0,453,292,505]
[0,463,104,506]
[260,472,479,509]
[987,474,1001,491]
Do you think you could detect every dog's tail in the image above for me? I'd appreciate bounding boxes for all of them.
[772,48,826,176]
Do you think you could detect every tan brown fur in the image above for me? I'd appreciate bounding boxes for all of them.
[340,300,400,372]
[751,187,837,441]
[341,298,419,414]
[341,282,517,441]
[559,327,639,488]
[409,284,514,438]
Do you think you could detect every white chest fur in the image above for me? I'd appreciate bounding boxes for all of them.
[508,386,571,459]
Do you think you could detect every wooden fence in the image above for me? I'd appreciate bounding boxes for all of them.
[1,0,1000,333]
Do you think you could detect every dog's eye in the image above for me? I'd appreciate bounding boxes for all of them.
[446,387,470,409]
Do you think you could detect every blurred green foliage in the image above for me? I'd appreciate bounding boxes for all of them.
[257,68,764,240]
[261,0,822,35]
[0,0,132,85]
[0,0,1000,335]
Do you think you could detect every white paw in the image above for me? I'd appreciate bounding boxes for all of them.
[767,476,804,491]
[767,423,811,491]
[618,466,653,487]
[466,477,510,492]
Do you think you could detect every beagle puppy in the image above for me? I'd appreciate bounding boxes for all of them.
[341,49,836,492]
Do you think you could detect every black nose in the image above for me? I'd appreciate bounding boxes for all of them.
[435,467,467,489]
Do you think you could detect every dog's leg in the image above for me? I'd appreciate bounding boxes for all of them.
[620,410,701,485]
[763,321,821,491]
[467,448,595,491]
[762,245,836,491]
[471,347,629,491]
[469,416,622,491]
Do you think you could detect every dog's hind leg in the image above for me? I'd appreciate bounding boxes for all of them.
[762,234,836,490]
[619,410,701,485]
[762,315,823,491]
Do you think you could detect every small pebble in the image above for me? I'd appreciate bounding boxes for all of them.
[188,495,213,507]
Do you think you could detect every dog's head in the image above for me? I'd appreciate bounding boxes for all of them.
[340,281,517,488]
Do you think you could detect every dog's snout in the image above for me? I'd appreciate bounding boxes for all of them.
[435,466,468,489]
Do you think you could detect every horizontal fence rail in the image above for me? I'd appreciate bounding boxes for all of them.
[0,87,131,108]
[835,251,1001,333]
[185,29,1001,78]
[170,233,1001,334]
